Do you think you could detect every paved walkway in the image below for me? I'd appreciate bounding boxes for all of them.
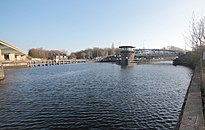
[178,67,204,130]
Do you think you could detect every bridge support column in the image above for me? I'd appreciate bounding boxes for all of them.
[0,62,4,80]
[9,53,16,61]
[16,55,21,61]
[0,49,3,61]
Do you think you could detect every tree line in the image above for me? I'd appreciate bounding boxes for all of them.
[69,47,120,59]
[28,45,186,60]
[28,47,120,59]
[28,48,67,60]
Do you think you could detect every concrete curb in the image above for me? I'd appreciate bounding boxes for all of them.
[177,67,204,130]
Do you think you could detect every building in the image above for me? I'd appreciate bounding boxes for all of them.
[118,46,135,65]
[0,40,27,61]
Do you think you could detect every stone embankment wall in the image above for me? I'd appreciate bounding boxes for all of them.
[176,66,204,130]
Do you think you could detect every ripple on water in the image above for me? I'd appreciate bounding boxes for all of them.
[0,63,192,129]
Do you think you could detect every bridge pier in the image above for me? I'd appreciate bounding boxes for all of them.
[0,63,4,80]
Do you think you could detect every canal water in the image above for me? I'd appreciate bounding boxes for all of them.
[0,62,192,129]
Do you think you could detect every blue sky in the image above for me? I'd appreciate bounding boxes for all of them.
[0,0,205,53]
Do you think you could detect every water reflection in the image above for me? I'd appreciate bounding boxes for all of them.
[120,63,135,69]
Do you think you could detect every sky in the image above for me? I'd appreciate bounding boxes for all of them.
[0,0,205,54]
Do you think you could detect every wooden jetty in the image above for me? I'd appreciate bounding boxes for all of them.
[28,59,87,67]
[1,59,87,69]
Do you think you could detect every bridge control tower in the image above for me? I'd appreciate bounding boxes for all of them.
[119,46,135,65]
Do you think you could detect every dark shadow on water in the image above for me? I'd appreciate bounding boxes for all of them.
[120,63,135,69]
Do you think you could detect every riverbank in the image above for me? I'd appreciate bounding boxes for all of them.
[176,66,204,130]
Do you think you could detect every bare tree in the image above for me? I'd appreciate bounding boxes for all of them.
[69,53,77,59]
[183,15,205,67]
[60,49,68,55]
[81,52,86,59]
[189,15,205,51]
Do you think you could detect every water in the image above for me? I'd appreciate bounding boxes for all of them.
[0,62,192,129]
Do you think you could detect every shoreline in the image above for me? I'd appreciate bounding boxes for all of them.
[176,66,204,130]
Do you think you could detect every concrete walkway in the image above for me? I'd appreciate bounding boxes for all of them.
[178,67,204,130]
